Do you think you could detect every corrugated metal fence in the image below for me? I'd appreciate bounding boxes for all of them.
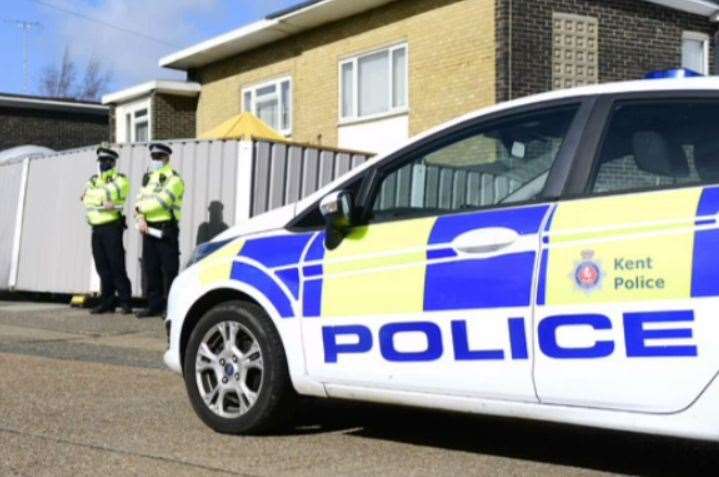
[376,163,522,212]
[0,139,370,296]
[251,141,368,217]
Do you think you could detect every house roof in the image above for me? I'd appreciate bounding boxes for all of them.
[0,93,108,115]
[101,80,201,105]
[160,0,399,70]
[265,0,325,19]
[159,0,719,71]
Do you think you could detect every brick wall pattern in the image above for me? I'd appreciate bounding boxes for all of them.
[502,0,717,101]
[152,93,198,141]
[192,0,496,147]
[0,108,108,151]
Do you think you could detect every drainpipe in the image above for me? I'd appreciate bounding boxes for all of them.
[507,0,513,100]
[712,12,719,75]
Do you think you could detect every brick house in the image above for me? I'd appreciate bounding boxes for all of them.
[108,0,719,154]
[102,81,200,143]
[0,93,108,152]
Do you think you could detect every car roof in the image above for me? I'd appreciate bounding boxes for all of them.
[295,77,719,213]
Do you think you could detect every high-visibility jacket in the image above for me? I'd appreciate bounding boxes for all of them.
[135,164,185,223]
[82,169,130,226]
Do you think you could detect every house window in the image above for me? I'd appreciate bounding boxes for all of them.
[340,44,408,122]
[115,99,151,144]
[682,32,709,75]
[552,13,598,90]
[133,108,149,142]
[242,77,292,135]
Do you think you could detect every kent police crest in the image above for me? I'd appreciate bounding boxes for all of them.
[573,250,604,292]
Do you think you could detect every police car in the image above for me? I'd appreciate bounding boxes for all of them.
[165,74,719,440]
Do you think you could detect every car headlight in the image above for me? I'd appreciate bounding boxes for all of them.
[185,238,234,269]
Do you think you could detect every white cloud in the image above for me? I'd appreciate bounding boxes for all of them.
[34,0,300,93]
[46,0,235,90]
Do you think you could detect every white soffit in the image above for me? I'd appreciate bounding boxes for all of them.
[646,0,719,16]
[102,80,201,105]
[159,0,396,70]
[159,0,719,72]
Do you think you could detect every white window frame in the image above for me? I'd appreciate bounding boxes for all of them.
[682,31,710,75]
[132,108,150,143]
[241,76,293,136]
[339,43,409,125]
[116,98,152,144]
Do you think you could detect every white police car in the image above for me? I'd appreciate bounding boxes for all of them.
[165,75,719,440]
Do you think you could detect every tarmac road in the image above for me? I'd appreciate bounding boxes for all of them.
[0,301,717,477]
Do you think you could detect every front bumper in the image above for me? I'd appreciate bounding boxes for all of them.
[163,266,201,374]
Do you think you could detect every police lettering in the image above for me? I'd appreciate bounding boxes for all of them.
[613,256,665,290]
[614,257,654,270]
[614,276,665,290]
[322,311,697,363]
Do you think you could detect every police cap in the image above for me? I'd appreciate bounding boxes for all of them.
[96,147,119,162]
[149,143,172,157]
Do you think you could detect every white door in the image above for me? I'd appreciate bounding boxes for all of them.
[302,105,581,401]
[534,99,719,413]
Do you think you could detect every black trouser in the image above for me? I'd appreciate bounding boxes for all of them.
[142,222,180,312]
[91,221,132,307]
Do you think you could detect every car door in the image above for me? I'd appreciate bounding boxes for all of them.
[535,97,719,413]
[300,103,584,401]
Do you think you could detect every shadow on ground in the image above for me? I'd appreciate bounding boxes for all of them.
[290,399,718,476]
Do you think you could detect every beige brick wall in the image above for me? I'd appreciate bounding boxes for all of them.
[195,0,495,147]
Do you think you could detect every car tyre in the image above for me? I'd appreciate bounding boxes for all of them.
[183,300,296,434]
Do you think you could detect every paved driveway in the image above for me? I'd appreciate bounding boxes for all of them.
[0,301,716,476]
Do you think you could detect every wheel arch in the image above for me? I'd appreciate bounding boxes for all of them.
[180,288,267,372]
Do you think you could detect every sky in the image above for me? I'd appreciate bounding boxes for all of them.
[0,0,300,97]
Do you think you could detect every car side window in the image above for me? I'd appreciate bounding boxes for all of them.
[368,106,579,223]
[590,100,719,195]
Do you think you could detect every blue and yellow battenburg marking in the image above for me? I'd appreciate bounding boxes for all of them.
[538,186,719,305]
[197,205,548,319]
[693,187,719,297]
[320,216,435,317]
[199,232,314,318]
[199,185,719,320]
[424,206,548,311]
[302,234,325,317]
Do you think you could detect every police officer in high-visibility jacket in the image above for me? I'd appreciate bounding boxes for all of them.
[82,147,133,315]
[134,143,185,318]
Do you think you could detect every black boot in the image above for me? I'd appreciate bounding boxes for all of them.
[135,308,164,319]
[90,303,115,315]
[118,304,133,315]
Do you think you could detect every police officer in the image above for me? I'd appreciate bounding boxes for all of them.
[134,143,185,318]
[82,147,133,314]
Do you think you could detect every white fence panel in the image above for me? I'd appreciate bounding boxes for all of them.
[0,161,26,288]
[0,138,370,296]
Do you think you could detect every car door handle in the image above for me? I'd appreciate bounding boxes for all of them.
[451,227,519,255]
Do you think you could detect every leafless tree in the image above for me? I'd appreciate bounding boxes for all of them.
[39,46,75,98]
[76,55,113,100]
[38,47,113,100]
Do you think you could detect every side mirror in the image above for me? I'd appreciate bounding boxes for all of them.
[320,190,353,249]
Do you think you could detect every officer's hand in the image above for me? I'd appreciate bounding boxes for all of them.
[137,218,149,234]
[103,201,115,211]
